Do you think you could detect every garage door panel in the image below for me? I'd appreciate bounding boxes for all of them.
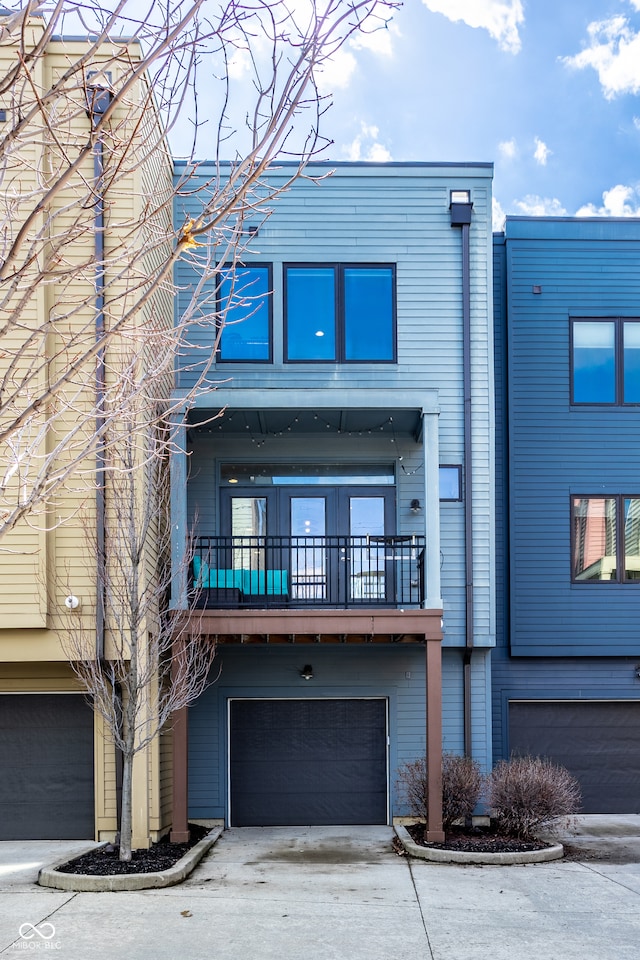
[231,757,387,793]
[0,695,94,840]
[234,727,385,764]
[230,698,387,826]
[233,791,384,827]
[509,701,640,814]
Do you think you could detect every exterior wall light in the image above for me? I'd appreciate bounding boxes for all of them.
[410,499,422,514]
[450,189,473,226]
[300,664,314,680]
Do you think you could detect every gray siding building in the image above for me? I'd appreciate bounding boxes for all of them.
[170,162,495,832]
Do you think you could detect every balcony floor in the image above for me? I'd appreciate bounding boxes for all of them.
[180,606,443,644]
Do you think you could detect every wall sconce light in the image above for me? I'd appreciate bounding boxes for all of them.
[449,188,473,226]
[300,664,314,681]
[410,499,422,514]
[635,664,640,680]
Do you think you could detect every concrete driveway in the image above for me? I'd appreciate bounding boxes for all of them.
[1,821,640,959]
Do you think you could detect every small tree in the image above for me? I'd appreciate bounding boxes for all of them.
[62,401,218,861]
[486,756,581,840]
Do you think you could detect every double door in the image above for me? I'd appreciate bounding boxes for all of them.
[221,486,395,605]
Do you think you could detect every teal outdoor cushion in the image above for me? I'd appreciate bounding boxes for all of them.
[241,569,289,595]
[193,558,288,594]
[193,557,242,589]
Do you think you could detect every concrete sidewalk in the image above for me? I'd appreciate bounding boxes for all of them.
[1,822,640,959]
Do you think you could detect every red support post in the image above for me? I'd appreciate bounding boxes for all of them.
[425,636,445,842]
[170,704,190,843]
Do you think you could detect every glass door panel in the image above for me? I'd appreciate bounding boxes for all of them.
[230,496,267,583]
[290,497,327,600]
[349,496,386,601]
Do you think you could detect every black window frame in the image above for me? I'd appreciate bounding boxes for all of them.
[570,493,640,584]
[283,262,397,364]
[570,316,640,406]
[216,261,273,364]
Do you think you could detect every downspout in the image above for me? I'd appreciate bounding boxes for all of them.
[450,192,474,758]
[86,81,114,660]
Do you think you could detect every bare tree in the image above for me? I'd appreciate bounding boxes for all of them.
[62,394,217,862]
[0,0,397,541]
[0,0,397,855]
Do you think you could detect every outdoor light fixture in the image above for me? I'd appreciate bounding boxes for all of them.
[449,188,473,226]
[300,664,314,681]
[410,499,422,514]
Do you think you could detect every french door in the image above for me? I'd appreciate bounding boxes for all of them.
[220,485,395,605]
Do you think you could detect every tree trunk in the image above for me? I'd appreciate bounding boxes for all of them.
[119,750,134,862]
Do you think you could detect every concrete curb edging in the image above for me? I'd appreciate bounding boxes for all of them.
[38,827,223,892]
[394,824,564,865]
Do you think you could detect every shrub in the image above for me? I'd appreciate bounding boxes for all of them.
[486,756,581,840]
[442,753,484,828]
[397,752,483,830]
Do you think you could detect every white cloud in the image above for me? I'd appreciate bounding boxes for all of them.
[316,48,358,92]
[227,49,252,80]
[533,137,551,165]
[575,184,640,217]
[344,122,392,162]
[421,0,524,53]
[350,22,399,58]
[317,16,399,93]
[633,116,640,130]
[513,195,568,217]
[492,197,506,231]
[562,15,640,98]
[498,138,518,160]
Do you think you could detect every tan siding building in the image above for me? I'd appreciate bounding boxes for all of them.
[0,17,174,844]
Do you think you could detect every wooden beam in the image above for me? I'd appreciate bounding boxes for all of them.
[425,637,444,842]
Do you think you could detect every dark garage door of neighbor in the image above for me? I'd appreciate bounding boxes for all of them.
[0,694,95,840]
[509,700,640,814]
[229,698,388,826]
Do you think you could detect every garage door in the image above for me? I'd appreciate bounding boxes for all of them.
[0,694,95,840]
[509,700,640,814]
[229,698,387,826]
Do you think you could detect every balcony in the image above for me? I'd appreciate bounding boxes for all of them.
[191,535,426,610]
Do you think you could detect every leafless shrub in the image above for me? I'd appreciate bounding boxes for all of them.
[442,752,484,827]
[397,752,483,830]
[486,756,581,840]
[397,757,429,822]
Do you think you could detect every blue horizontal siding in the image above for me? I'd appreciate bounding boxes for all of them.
[491,647,640,763]
[503,221,640,657]
[187,645,489,821]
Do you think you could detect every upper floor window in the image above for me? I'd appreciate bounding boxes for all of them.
[571,318,640,404]
[439,465,462,501]
[284,264,396,362]
[218,263,272,362]
[571,495,640,582]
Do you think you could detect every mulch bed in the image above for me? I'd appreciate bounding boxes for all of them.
[405,822,549,854]
[57,823,211,876]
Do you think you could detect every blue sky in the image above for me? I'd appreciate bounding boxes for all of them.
[310,0,640,227]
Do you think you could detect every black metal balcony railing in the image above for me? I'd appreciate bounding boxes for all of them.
[191,535,425,609]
